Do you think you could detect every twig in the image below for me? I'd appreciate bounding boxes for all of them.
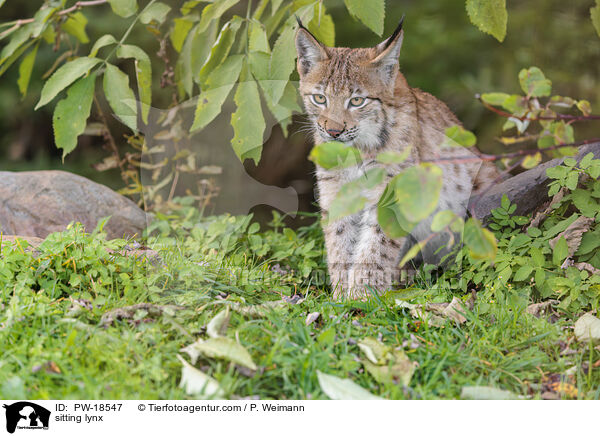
[478,97,600,122]
[423,138,600,166]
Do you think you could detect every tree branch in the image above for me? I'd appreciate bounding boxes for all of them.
[477,97,600,122]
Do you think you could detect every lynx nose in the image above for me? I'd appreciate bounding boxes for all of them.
[325,121,345,139]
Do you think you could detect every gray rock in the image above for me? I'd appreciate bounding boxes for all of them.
[470,142,600,222]
[0,170,147,239]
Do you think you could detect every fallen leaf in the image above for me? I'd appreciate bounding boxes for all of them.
[357,337,390,365]
[181,337,257,371]
[460,386,520,400]
[574,313,600,343]
[316,371,382,400]
[32,361,61,374]
[177,355,224,398]
[206,307,230,338]
[100,303,183,327]
[442,297,468,324]
[549,216,594,257]
[305,312,321,326]
[230,300,289,318]
[572,262,600,275]
[526,300,559,318]
[362,350,416,386]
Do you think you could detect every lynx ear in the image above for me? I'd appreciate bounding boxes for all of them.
[371,16,405,82]
[295,18,328,76]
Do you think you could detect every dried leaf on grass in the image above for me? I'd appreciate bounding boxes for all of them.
[305,312,321,326]
[206,307,230,338]
[177,355,224,398]
[396,297,469,326]
[549,215,594,258]
[317,371,382,400]
[357,337,417,386]
[100,303,184,327]
[461,386,521,400]
[574,313,600,343]
[181,337,257,371]
[526,300,559,318]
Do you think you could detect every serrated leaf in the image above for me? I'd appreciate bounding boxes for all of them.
[117,44,152,123]
[139,1,171,24]
[344,0,385,36]
[231,76,265,164]
[392,164,443,222]
[52,74,96,159]
[518,66,552,97]
[36,57,101,109]
[177,355,224,397]
[17,43,38,97]
[183,337,257,371]
[90,34,117,57]
[442,125,477,147]
[464,218,497,260]
[62,12,89,43]
[317,371,382,400]
[465,0,507,42]
[191,54,244,132]
[308,6,335,46]
[107,0,138,18]
[248,20,270,53]
[103,63,138,132]
[309,141,362,170]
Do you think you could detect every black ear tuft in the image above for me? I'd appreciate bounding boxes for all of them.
[383,15,405,51]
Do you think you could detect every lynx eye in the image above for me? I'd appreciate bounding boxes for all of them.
[349,97,367,108]
[311,94,327,105]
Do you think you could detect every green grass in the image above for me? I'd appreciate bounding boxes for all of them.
[0,205,598,400]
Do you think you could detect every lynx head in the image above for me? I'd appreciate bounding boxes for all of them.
[295,17,406,149]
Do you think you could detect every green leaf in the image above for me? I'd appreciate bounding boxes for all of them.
[90,34,117,57]
[62,12,89,43]
[431,210,458,232]
[572,189,598,218]
[117,44,152,124]
[170,17,195,53]
[308,6,335,46]
[328,168,385,221]
[399,240,429,268]
[231,75,266,164]
[265,24,296,105]
[513,264,534,281]
[36,57,101,109]
[377,182,415,239]
[103,63,138,132]
[248,20,270,53]
[0,39,35,77]
[392,165,443,223]
[343,0,385,36]
[198,0,239,33]
[552,237,569,266]
[591,2,600,38]
[17,43,39,98]
[577,99,592,116]
[518,67,552,97]
[376,149,410,164]
[107,0,138,18]
[317,371,382,400]
[262,80,301,136]
[191,54,244,132]
[465,0,507,42]
[0,23,34,62]
[139,1,171,24]
[442,125,477,147]
[199,17,243,86]
[480,92,510,106]
[52,74,96,159]
[464,218,497,260]
[308,142,362,170]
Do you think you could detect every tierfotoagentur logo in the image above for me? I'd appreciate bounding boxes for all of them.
[2,402,50,434]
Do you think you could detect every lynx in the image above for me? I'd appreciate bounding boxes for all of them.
[295,17,500,300]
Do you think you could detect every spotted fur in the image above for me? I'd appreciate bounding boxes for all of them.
[295,19,499,300]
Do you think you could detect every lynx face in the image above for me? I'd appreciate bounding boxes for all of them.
[295,20,404,150]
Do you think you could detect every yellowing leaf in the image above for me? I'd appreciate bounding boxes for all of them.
[465,0,507,42]
[103,63,138,132]
[521,152,541,169]
[62,12,89,43]
[464,218,497,260]
[518,66,552,97]
[52,74,96,159]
